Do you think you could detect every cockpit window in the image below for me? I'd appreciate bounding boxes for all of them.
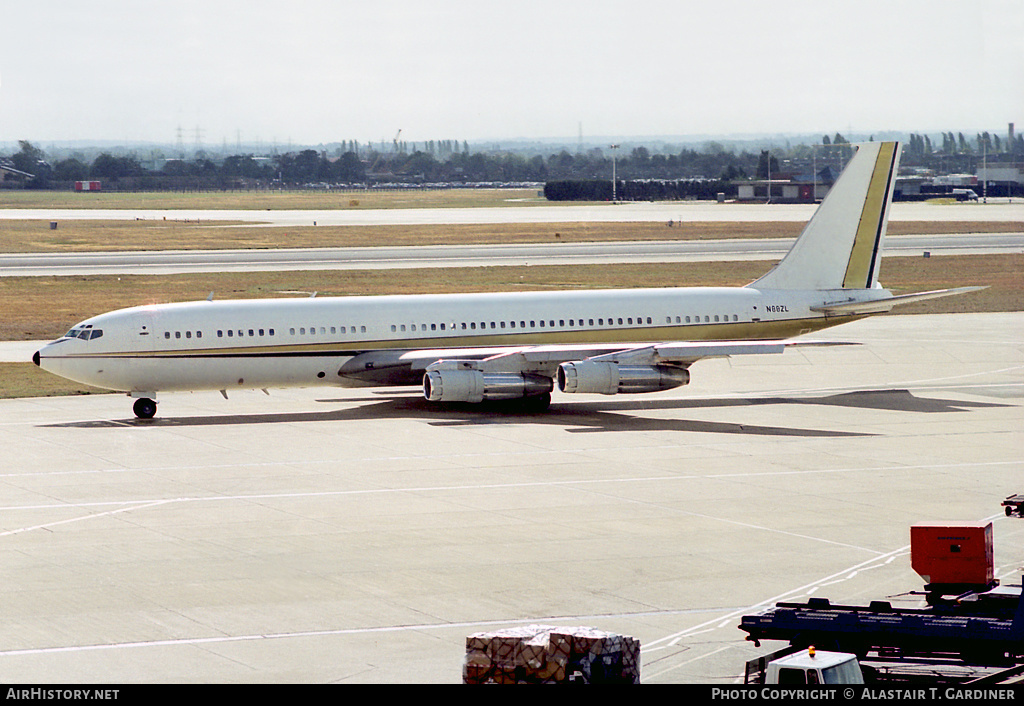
[63,328,102,340]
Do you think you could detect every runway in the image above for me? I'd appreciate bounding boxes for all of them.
[2,199,1021,226]
[1,312,1021,683]
[2,234,1021,277]
[2,199,1019,276]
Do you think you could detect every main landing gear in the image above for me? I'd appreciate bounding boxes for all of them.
[132,397,157,420]
[517,391,552,413]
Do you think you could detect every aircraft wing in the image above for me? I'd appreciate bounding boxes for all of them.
[412,340,801,402]
[342,338,850,390]
[346,338,848,394]
[403,340,788,374]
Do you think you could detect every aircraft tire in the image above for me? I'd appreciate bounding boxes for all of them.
[520,392,551,413]
[133,398,157,419]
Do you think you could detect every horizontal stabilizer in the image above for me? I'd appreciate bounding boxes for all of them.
[811,286,987,315]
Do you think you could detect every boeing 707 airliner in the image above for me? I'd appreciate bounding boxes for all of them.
[33,141,981,419]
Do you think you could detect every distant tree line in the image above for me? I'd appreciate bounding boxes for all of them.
[2,141,757,190]
[904,131,1022,158]
[3,130,1020,192]
[902,131,1024,173]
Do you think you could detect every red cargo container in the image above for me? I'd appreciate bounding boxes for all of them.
[910,522,993,587]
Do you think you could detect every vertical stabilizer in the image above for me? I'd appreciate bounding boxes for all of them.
[751,141,900,291]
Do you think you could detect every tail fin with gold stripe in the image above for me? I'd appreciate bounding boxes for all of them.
[751,141,900,291]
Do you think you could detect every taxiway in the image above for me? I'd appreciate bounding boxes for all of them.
[1,199,1021,226]
[0,312,1020,682]
[2,233,1021,277]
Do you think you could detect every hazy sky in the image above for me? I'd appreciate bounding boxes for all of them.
[2,0,1021,147]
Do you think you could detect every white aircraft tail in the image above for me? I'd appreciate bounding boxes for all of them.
[751,141,900,291]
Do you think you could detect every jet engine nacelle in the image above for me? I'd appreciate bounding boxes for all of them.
[423,364,553,403]
[557,361,690,395]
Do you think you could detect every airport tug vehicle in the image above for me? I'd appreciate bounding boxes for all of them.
[742,523,1024,684]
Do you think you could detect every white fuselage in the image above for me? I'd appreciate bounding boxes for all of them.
[35,284,873,396]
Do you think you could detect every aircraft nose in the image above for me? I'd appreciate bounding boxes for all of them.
[32,350,41,366]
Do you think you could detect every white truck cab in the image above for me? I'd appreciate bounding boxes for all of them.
[764,647,864,684]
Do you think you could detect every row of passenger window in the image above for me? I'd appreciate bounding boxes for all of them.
[668,314,741,324]
[162,325,368,340]
[390,316,654,333]
[289,325,367,336]
[388,313,741,334]
[160,313,742,342]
